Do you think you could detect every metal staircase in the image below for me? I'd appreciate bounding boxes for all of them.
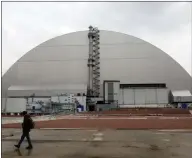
[87,26,100,97]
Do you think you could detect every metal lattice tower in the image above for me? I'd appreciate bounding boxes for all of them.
[87,26,100,97]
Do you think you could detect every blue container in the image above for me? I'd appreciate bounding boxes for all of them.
[77,105,84,112]
[81,105,84,111]
[181,103,188,109]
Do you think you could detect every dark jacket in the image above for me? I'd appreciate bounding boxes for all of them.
[22,114,31,132]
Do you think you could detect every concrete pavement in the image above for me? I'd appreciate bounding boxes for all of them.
[2,129,97,142]
[2,115,57,124]
[2,129,192,158]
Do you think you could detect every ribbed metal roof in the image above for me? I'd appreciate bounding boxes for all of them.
[172,90,192,97]
[2,30,192,97]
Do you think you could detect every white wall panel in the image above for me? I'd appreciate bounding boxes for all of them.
[59,96,70,103]
[114,82,120,101]
[6,98,26,113]
[51,96,59,102]
[33,98,50,103]
[135,89,146,105]
[157,89,168,104]
[145,89,157,104]
[1,98,6,111]
[104,82,108,101]
[121,88,168,105]
[119,89,124,105]
[123,89,135,105]
[99,84,103,97]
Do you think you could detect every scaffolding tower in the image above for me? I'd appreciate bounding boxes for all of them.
[87,26,100,97]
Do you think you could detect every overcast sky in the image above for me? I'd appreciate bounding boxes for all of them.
[2,2,192,76]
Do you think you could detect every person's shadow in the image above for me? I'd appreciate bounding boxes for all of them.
[15,148,33,156]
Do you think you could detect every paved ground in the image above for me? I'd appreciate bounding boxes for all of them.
[3,116,192,129]
[2,129,192,158]
[2,115,57,124]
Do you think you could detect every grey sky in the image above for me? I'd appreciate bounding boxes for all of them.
[2,2,192,76]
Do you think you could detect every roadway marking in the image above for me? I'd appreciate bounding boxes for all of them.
[40,128,96,130]
[155,132,165,135]
[93,133,104,137]
[158,129,192,132]
[93,137,103,141]
[92,132,103,141]
[162,139,170,142]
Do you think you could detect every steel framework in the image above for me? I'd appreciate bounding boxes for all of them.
[87,26,100,97]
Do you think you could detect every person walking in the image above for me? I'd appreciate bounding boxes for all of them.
[14,111,34,149]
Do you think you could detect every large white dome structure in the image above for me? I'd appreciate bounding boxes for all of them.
[2,29,192,109]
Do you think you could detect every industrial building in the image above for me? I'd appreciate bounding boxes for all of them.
[2,26,192,114]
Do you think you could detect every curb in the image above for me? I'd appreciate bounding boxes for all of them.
[116,128,192,131]
[40,128,192,131]
[39,128,97,130]
[3,127,192,130]
[2,139,107,143]
[39,128,156,130]
[2,139,91,143]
